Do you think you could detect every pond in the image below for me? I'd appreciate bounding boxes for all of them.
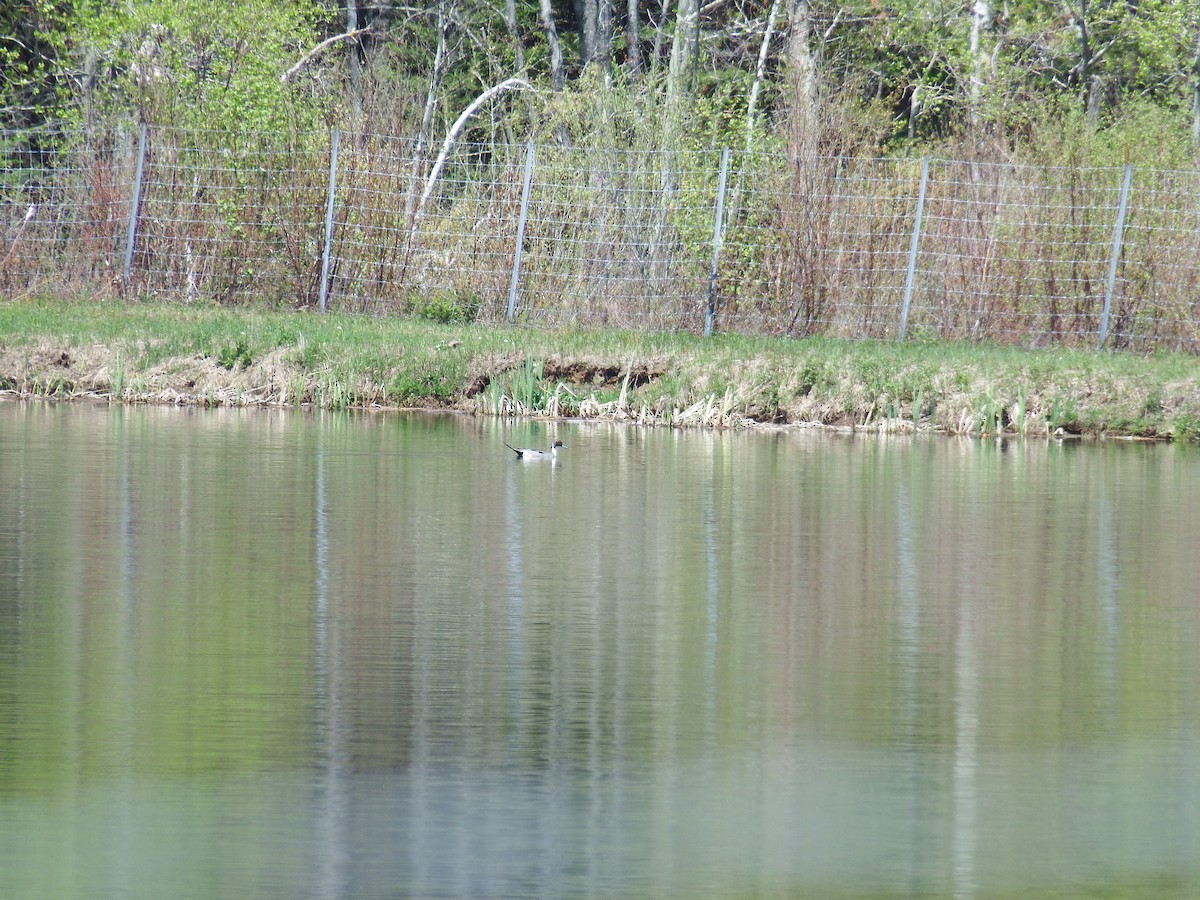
[2,401,1199,898]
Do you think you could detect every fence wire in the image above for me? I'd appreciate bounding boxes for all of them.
[3,125,1199,351]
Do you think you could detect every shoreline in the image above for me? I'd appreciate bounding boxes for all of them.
[3,298,1200,441]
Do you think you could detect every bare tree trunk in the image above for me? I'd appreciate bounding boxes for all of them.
[417,0,449,155]
[407,0,449,228]
[541,0,565,89]
[626,0,643,75]
[968,0,991,127]
[280,25,374,86]
[666,0,699,110]
[503,0,525,72]
[1076,0,1098,126]
[786,0,818,158]
[1193,24,1200,144]
[651,0,672,74]
[574,0,594,63]
[746,0,785,154]
[575,0,613,70]
[419,78,533,212]
[598,0,613,73]
[346,1,362,126]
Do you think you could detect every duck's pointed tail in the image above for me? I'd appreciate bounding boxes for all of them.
[502,441,523,458]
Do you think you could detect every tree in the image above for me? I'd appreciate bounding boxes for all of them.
[785,0,818,155]
[540,0,565,89]
[346,1,364,127]
[575,0,614,71]
[1194,22,1200,143]
[967,0,992,126]
[665,0,699,110]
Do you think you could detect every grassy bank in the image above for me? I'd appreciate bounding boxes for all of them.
[3,297,1200,440]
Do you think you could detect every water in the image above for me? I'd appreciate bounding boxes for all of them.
[2,401,1200,898]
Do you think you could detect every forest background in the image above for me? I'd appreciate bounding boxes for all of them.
[6,0,1200,172]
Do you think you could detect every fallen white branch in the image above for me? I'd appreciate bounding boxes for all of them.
[418,77,533,213]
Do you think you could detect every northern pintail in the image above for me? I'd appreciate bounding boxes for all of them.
[503,440,566,460]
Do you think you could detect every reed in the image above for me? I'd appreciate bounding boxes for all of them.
[110,353,125,402]
[482,357,548,416]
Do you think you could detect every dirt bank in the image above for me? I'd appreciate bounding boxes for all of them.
[0,339,674,416]
[4,300,1200,439]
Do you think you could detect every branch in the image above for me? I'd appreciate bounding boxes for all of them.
[2,204,36,270]
[745,0,785,152]
[418,78,533,213]
[822,8,843,43]
[281,26,374,84]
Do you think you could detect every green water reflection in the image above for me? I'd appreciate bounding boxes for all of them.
[1,401,1199,898]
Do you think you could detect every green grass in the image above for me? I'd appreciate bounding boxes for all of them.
[2,296,1200,439]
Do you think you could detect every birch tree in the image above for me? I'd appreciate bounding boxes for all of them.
[575,0,614,70]
[786,0,819,156]
[666,0,699,109]
[502,0,524,72]
[967,0,992,126]
[541,0,565,89]
[1194,24,1200,143]
[345,1,363,126]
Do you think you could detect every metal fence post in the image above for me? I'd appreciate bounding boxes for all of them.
[704,147,731,336]
[1098,164,1133,350]
[506,141,536,322]
[898,157,929,341]
[318,127,341,313]
[122,123,148,289]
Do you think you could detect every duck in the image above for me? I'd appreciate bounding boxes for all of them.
[503,439,566,460]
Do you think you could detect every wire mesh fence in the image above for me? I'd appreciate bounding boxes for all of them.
[4,125,1200,351]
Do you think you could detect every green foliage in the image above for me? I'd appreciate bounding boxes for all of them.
[1046,397,1077,433]
[1170,414,1200,442]
[216,336,253,370]
[794,0,1200,153]
[686,68,758,151]
[411,289,482,325]
[509,356,545,409]
[7,0,1199,172]
[68,0,335,132]
[1091,101,1197,169]
[1,0,74,134]
[6,298,1200,438]
[531,76,662,149]
[484,356,551,414]
[394,372,453,404]
[1011,97,1196,171]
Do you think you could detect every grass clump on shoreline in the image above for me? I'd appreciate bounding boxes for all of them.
[2,296,1200,441]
